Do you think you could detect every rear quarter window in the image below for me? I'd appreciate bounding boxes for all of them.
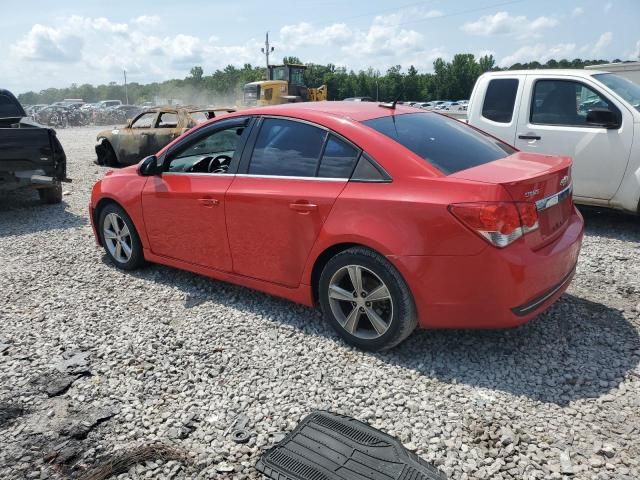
[362,112,515,175]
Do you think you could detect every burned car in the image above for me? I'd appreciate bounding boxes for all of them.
[0,89,68,204]
[95,106,235,166]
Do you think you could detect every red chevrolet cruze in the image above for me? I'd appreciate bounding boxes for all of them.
[90,102,583,350]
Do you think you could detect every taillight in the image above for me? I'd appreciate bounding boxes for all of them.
[449,202,539,248]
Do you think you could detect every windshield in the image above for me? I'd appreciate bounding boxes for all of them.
[593,73,640,112]
[362,112,515,175]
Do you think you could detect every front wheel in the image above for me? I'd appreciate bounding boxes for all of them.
[98,203,145,270]
[319,247,417,351]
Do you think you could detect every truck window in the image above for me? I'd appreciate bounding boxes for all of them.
[362,113,515,175]
[531,79,617,127]
[482,79,518,123]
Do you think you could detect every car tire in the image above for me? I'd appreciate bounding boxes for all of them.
[98,203,145,270]
[319,247,417,351]
[97,140,118,167]
[38,184,63,204]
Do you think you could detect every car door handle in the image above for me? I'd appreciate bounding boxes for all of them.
[289,202,318,212]
[199,198,219,207]
[518,134,541,140]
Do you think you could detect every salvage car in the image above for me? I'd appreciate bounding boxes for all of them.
[95,106,235,166]
[90,102,584,350]
[0,89,68,203]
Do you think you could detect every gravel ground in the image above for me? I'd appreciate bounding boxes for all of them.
[1,126,639,480]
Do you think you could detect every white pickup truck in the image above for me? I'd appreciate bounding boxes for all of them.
[465,69,640,214]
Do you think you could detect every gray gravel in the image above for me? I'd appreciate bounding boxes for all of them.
[1,126,639,480]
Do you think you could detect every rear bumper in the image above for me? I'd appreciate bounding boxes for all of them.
[391,206,584,329]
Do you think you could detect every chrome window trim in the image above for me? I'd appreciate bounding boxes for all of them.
[235,173,348,182]
[535,184,573,211]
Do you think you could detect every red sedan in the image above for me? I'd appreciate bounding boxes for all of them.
[89,102,583,350]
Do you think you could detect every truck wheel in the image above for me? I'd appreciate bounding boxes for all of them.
[38,184,63,204]
[319,247,417,351]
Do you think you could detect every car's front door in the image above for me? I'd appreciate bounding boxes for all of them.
[141,117,251,271]
[515,76,633,200]
[225,117,359,287]
[114,111,158,164]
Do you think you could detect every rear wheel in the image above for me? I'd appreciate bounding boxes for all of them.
[38,184,62,204]
[98,203,145,270]
[319,247,417,351]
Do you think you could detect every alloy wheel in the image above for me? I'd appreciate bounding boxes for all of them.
[327,265,394,340]
[103,212,133,263]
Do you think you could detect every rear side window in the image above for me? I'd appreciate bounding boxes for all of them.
[158,112,178,128]
[363,113,515,175]
[482,79,518,123]
[317,135,359,178]
[249,118,326,177]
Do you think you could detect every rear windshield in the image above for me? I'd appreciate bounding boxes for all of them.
[362,112,515,175]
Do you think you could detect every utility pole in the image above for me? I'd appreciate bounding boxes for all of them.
[260,32,274,70]
[123,69,129,105]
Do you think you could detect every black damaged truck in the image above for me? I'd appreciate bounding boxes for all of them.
[0,89,68,203]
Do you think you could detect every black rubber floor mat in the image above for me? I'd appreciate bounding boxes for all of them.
[256,411,447,480]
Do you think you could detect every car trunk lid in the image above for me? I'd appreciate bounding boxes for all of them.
[450,152,573,249]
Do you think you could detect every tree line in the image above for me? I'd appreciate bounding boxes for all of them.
[18,55,619,106]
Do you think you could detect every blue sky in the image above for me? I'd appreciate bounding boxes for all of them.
[4,0,639,93]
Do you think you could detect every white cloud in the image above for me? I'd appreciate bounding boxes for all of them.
[626,40,640,60]
[604,2,613,13]
[131,15,160,27]
[592,32,613,56]
[8,15,262,92]
[462,11,558,39]
[571,7,584,17]
[10,24,84,62]
[499,43,576,67]
[278,12,446,70]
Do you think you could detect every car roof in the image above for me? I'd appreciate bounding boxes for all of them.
[234,101,424,122]
[482,69,607,77]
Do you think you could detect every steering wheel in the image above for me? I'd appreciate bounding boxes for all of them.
[207,154,232,173]
[186,155,213,173]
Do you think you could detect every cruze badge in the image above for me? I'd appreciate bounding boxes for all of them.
[560,175,570,187]
[524,189,540,198]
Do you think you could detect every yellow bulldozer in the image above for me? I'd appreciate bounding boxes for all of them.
[243,64,327,106]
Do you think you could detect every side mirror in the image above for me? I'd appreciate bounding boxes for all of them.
[586,108,621,129]
[138,155,161,176]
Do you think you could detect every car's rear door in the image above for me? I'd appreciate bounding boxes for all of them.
[225,117,359,287]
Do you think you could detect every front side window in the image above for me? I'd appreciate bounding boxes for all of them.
[531,79,617,127]
[482,78,518,123]
[248,118,326,177]
[168,124,245,173]
[317,135,359,178]
[363,113,515,175]
[131,113,156,128]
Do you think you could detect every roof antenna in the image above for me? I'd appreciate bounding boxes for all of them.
[379,95,401,110]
